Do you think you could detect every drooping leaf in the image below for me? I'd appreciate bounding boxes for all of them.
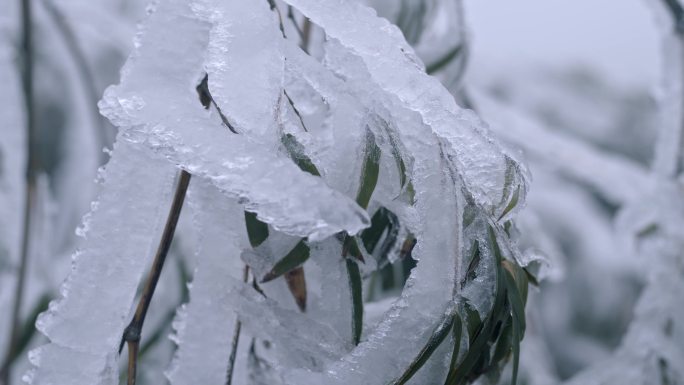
[355,130,381,210]
[285,266,307,312]
[261,240,310,282]
[245,211,269,248]
[345,258,364,345]
[342,234,365,263]
[446,259,507,385]
[391,309,456,385]
[446,313,463,381]
[360,206,400,260]
[281,133,320,176]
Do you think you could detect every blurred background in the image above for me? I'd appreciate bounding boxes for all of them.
[0,0,676,384]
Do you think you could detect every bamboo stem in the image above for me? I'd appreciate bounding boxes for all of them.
[120,170,191,385]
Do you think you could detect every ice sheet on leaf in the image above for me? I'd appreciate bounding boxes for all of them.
[99,0,368,241]
[283,0,526,216]
[225,279,348,373]
[195,0,283,142]
[287,127,462,384]
[166,179,246,385]
[27,139,178,385]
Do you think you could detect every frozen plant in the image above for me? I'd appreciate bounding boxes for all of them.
[22,0,536,384]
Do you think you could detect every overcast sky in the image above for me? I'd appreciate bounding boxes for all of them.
[465,0,662,88]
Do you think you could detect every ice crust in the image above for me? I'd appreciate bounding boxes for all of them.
[27,140,177,385]
[99,0,369,241]
[27,0,531,383]
[166,180,245,385]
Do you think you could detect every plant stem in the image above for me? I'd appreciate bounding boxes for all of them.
[119,170,191,385]
[0,0,35,383]
[225,265,249,385]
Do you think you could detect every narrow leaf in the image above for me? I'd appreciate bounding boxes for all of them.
[355,130,381,210]
[346,258,363,345]
[261,240,310,282]
[282,133,320,176]
[446,313,463,384]
[285,266,307,312]
[342,234,365,263]
[245,211,269,248]
[391,309,456,385]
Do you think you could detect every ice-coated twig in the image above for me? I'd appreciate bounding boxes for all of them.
[120,170,190,385]
[0,0,35,382]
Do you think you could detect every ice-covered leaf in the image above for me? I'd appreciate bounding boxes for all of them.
[99,0,369,241]
[27,140,178,385]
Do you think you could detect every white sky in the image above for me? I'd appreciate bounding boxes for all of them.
[464,0,663,88]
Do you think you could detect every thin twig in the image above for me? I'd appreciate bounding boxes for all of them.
[0,0,35,383]
[40,0,113,160]
[119,170,191,385]
[283,90,308,132]
[225,266,249,385]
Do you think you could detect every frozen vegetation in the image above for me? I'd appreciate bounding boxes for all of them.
[0,0,682,384]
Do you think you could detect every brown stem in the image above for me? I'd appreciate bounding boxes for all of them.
[119,170,191,385]
[0,0,35,383]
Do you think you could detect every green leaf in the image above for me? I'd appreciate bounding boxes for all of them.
[498,186,520,221]
[490,317,513,365]
[345,258,363,345]
[503,268,526,385]
[446,262,507,385]
[342,234,365,263]
[503,260,529,306]
[446,314,463,383]
[360,207,400,261]
[261,240,310,282]
[245,211,269,248]
[426,44,464,75]
[391,309,456,385]
[355,130,381,210]
[282,134,321,176]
